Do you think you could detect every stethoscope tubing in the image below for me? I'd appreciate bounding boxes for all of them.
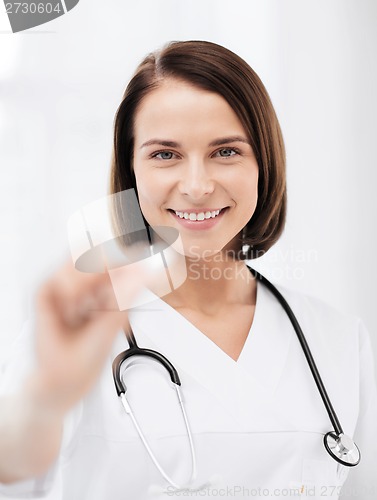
[248,267,343,436]
[112,328,181,397]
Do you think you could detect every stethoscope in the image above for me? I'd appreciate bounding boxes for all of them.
[112,266,361,490]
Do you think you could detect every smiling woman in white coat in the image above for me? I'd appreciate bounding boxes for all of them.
[0,40,377,500]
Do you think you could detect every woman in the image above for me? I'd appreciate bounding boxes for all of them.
[0,40,376,500]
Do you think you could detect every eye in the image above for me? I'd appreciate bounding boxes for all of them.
[151,151,177,160]
[214,147,241,158]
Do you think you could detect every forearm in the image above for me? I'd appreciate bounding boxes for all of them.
[0,387,63,484]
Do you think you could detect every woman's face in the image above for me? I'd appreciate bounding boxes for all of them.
[132,78,259,260]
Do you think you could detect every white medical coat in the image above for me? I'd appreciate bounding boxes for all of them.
[1,278,377,500]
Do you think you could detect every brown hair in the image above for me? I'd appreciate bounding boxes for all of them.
[110,40,286,259]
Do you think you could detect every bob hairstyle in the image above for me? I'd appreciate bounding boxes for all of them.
[110,40,286,260]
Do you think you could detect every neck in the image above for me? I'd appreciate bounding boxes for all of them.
[163,255,256,314]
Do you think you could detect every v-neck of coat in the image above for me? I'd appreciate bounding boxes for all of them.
[127,273,296,430]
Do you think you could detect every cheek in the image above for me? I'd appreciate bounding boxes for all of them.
[134,172,164,224]
[238,169,259,209]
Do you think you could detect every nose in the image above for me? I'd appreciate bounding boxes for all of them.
[178,160,215,200]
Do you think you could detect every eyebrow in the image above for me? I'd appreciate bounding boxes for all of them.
[140,136,251,149]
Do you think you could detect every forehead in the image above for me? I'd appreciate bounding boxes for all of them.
[133,79,247,145]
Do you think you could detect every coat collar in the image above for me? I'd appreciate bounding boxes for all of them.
[125,274,296,430]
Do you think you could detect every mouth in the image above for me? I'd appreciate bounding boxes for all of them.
[167,207,229,231]
[167,207,228,222]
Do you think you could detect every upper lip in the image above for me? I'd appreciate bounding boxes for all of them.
[169,207,226,214]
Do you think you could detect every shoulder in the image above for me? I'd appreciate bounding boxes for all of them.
[261,281,375,434]
[255,277,367,394]
[268,280,362,345]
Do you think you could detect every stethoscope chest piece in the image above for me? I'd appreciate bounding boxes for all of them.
[324,432,361,467]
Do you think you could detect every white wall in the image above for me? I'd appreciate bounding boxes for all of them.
[1,0,376,374]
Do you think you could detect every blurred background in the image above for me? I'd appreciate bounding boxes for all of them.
[0,0,376,378]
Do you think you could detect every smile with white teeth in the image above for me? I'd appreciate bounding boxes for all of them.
[173,209,223,221]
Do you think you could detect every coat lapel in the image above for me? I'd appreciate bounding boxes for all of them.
[127,278,296,431]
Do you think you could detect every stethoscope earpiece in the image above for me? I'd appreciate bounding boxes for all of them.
[324,432,361,467]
